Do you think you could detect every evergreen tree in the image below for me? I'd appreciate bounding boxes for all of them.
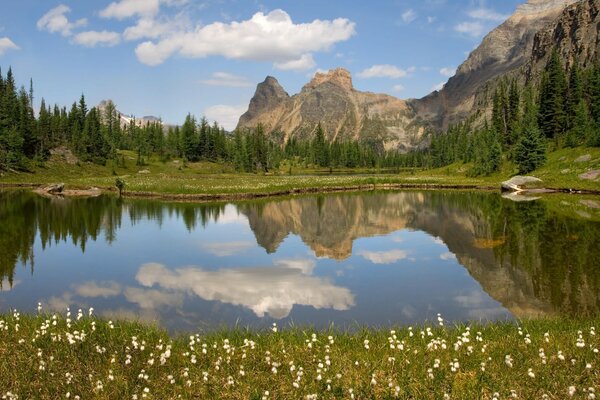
[515,87,546,174]
[538,49,567,139]
[566,64,583,131]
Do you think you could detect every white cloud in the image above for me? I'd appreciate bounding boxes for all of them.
[440,252,456,261]
[468,8,509,22]
[454,21,485,37]
[73,30,121,47]
[439,67,456,77]
[124,286,184,309]
[358,249,408,264]
[124,16,185,41]
[199,72,253,88]
[37,4,87,37]
[427,16,436,24]
[216,205,249,224]
[136,262,354,319]
[75,281,122,298]
[392,84,405,92]
[201,240,255,256]
[273,258,316,275]
[0,37,19,56]
[203,104,247,131]
[100,0,161,19]
[133,9,355,67]
[274,54,316,71]
[357,64,412,79]
[401,9,417,23]
[431,81,445,91]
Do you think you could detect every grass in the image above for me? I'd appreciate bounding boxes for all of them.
[0,311,599,399]
[0,148,598,198]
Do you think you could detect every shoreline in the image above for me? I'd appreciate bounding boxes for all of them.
[2,181,599,202]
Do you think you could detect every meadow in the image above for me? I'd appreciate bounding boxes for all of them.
[0,147,598,199]
[0,308,598,399]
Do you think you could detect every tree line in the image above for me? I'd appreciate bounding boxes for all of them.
[2,54,598,175]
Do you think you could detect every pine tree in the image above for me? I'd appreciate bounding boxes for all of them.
[515,87,546,174]
[538,49,567,140]
[566,64,583,131]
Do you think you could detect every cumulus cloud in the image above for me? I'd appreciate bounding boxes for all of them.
[454,21,485,37]
[136,262,354,319]
[439,252,457,261]
[199,72,253,88]
[124,16,186,41]
[201,240,255,256]
[73,30,121,47]
[358,249,408,264]
[439,67,456,77]
[203,104,247,131]
[274,54,316,71]
[357,64,413,79]
[37,4,87,37]
[273,258,316,275]
[392,84,405,92]
[0,37,19,56]
[133,9,355,67]
[124,287,184,309]
[401,9,417,23]
[100,0,161,19]
[75,281,122,298]
[467,8,509,22]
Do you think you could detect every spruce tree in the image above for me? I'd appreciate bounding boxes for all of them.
[538,49,567,140]
[515,87,546,174]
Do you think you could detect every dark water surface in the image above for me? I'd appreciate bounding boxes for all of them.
[1,189,599,332]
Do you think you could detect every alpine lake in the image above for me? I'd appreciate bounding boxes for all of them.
[1,189,599,333]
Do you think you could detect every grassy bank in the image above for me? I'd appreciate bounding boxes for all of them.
[0,148,598,199]
[0,311,598,399]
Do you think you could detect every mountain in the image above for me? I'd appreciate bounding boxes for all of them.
[97,100,162,128]
[237,0,599,149]
[416,0,599,129]
[237,68,424,152]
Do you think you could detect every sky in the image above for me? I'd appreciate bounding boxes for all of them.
[0,0,524,130]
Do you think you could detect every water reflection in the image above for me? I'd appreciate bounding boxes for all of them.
[0,189,599,331]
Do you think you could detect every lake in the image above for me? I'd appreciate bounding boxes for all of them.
[1,189,599,333]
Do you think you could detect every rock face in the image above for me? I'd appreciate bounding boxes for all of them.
[237,0,598,148]
[413,0,585,128]
[237,68,423,151]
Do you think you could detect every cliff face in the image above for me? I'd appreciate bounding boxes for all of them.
[412,0,582,128]
[237,0,599,147]
[237,68,424,152]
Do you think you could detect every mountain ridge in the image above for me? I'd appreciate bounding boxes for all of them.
[237,0,598,150]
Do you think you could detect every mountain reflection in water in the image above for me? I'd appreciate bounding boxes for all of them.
[0,189,599,332]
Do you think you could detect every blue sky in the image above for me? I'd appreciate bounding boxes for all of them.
[0,0,523,129]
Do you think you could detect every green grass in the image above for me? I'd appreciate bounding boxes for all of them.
[0,148,598,197]
[0,311,598,399]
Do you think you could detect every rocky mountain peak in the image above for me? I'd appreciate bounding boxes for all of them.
[237,76,289,127]
[304,68,353,91]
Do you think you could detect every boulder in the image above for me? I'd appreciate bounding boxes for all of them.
[574,154,592,163]
[500,176,542,192]
[579,170,600,181]
[43,183,64,194]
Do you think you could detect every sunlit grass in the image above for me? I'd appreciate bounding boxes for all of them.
[0,308,599,399]
[0,147,598,196]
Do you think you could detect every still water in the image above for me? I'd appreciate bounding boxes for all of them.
[1,190,599,332]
